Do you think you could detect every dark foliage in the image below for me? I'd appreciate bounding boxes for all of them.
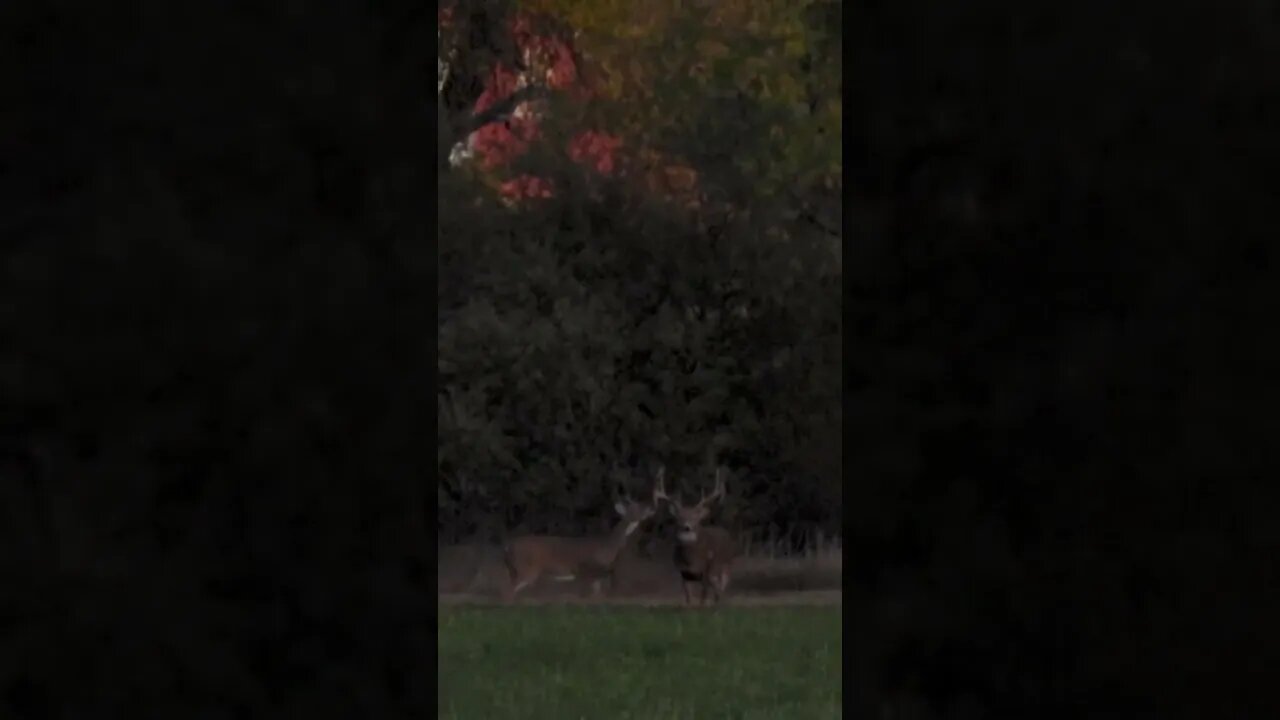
[437,172,842,545]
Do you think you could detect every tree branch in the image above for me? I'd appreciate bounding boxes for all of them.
[451,84,550,141]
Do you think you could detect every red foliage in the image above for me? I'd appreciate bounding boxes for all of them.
[512,14,578,90]
[568,130,623,176]
[499,174,556,200]
[440,6,645,203]
[470,65,540,171]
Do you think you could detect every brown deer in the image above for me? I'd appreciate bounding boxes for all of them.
[653,467,740,606]
[501,482,660,601]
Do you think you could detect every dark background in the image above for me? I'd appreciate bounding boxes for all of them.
[3,4,431,717]
[854,1,1279,716]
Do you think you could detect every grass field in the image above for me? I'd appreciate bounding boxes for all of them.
[437,605,842,719]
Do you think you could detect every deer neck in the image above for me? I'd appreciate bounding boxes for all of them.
[602,516,641,558]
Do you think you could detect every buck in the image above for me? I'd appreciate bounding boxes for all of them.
[501,482,660,601]
[653,467,740,606]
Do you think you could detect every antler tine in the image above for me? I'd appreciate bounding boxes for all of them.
[699,466,725,508]
[652,465,669,504]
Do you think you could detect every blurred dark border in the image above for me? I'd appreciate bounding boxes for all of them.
[2,5,433,717]
[850,2,1279,717]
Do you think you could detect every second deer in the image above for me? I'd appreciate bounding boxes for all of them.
[502,482,660,602]
[654,466,740,606]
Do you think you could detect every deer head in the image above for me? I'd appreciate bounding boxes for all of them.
[612,483,658,538]
[652,466,725,544]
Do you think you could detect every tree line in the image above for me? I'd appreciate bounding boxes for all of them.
[437,180,842,547]
[437,0,843,549]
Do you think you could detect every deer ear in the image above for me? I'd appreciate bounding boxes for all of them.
[614,501,628,516]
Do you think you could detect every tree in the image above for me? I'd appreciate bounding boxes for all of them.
[438,0,841,213]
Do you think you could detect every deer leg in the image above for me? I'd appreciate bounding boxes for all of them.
[681,580,693,605]
[503,568,517,602]
[501,553,516,602]
[507,576,531,602]
[708,567,730,604]
[716,571,730,597]
[699,579,710,606]
[507,566,538,602]
[503,547,537,602]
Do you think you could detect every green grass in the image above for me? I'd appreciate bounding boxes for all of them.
[437,605,842,719]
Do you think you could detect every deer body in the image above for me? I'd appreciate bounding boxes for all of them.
[502,492,657,601]
[654,467,739,606]
[673,525,739,605]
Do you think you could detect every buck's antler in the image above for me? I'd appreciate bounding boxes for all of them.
[652,465,671,505]
[697,467,726,509]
